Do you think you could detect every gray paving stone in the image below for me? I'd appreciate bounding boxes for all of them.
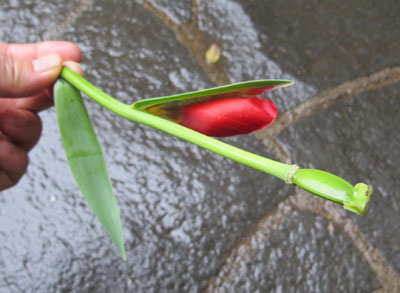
[217,211,380,292]
[279,84,400,273]
[0,0,83,42]
[237,0,400,89]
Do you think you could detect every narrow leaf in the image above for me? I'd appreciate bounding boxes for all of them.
[132,79,293,111]
[54,79,126,259]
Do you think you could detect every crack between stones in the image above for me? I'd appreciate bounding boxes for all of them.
[138,0,231,87]
[255,135,293,164]
[207,186,400,292]
[289,190,400,292]
[42,0,94,41]
[205,196,295,292]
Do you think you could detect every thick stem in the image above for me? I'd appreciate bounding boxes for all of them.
[60,67,292,181]
[60,67,371,215]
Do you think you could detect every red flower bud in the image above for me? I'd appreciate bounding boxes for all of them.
[178,97,278,137]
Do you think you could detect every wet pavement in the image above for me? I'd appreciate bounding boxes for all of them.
[1,0,399,292]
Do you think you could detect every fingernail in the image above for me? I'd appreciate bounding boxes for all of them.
[33,54,61,73]
[63,61,84,76]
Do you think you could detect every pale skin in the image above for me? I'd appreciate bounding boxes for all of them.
[0,41,83,191]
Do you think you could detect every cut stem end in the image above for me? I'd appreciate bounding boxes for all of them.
[293,169,372,215]
[343,183,372,215]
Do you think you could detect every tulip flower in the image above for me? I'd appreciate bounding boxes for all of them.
[57,67,372,258]
[178,97,278,137]
[138,84,280,137]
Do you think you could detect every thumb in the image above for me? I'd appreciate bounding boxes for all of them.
[0,54,62,98]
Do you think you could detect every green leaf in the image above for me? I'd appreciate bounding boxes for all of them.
[132,79,293,111]
[54,78,126,259]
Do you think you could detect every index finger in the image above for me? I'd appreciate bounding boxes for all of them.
[0,41,82,62]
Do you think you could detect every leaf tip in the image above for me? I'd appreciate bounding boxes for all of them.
[115,241,126,260]
[276,80,294,89]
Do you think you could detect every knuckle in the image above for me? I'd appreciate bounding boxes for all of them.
[0,56,21,96]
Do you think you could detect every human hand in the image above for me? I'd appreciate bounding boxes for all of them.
[0,41,82,191]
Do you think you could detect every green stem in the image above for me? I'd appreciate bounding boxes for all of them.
[61,67,292,181]
[60,67,371,215]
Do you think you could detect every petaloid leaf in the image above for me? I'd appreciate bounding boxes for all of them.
[132,79,293,111]
[54,79,126,259]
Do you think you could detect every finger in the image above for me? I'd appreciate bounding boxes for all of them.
[0,41,82,62]
[15,91,53,112]
[0,61,83,112]
[37,61,84,110]
[0,53,63,97]
[0,139,28,190]
[16,91,53,112]
[0,93,51,112]
[63,61,83,76]
[0,108,42,151]
[12,61,82,111]
[15,61,83,111]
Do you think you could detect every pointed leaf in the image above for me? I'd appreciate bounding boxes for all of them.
[132,79,293,111]
[54,79,126,259]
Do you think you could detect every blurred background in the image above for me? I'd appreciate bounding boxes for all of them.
[0,1,399,292]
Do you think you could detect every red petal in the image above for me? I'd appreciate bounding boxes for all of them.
[179,97,278,137]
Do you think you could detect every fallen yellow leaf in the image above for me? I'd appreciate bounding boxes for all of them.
[205,43,221,64]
